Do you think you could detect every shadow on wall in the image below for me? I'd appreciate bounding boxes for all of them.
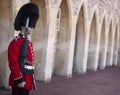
[0,0,12,88]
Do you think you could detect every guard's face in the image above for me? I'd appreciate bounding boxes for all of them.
[27,27,33,34]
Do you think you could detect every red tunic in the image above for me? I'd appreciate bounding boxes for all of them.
[8,35,36,90]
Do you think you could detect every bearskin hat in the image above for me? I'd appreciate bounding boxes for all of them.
[14,3,39,31]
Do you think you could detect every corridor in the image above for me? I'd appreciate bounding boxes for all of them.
[1,66,120,95]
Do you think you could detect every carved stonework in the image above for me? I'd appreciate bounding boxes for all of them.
[71,0,81,16]
[86,0,118,26]
[105,0,115,27]
[112,0,119,24]
[105,0,114,15]
[98,0,106,23]
[86,0,98,21]
[113,8,117,24]
[51,0,59,8]
[115,0,120,19]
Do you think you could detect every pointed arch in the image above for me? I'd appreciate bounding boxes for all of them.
[54,0,70,75]
[87,8,99,71]
[106,18,113,66]
[98,15,107,69]
[73,2,87,73]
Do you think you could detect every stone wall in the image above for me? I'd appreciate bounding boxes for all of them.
[0,0,120,88]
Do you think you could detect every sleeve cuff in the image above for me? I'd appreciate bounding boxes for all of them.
[14,76,24,85]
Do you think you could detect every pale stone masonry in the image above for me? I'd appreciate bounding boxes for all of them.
[0,0,120,88]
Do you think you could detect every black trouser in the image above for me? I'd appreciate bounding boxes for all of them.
[12,87,30,95]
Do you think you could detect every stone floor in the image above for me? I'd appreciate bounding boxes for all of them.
[0,66,120,95]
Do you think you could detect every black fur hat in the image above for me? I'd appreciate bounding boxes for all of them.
[14,3,39,31]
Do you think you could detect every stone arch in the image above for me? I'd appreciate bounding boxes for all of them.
[30,0,46,80]
[87,10,99,71]
[0,0,11,87]
[106,20,113,66]
[54,0,70,75]
[113,24,119,65]
[98,16,106,69]
[73,4,87,73]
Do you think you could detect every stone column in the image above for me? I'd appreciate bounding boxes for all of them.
[106,21,114,66]
[113,25,119,66]
[110,23,116,66]
[67,19,77,76]
[39,5,58,82]
[54,0,72,76]
[73,4,88,74]
[104,27,109,67]
[87,11,99,71]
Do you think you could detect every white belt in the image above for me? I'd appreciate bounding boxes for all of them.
[24,65,34,70]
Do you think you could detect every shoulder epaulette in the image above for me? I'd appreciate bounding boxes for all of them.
[13,36,20,41]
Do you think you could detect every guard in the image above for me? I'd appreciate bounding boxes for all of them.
[8,2,39,95]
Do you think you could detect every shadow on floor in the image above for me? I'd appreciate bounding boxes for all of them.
[1,66,120,95]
